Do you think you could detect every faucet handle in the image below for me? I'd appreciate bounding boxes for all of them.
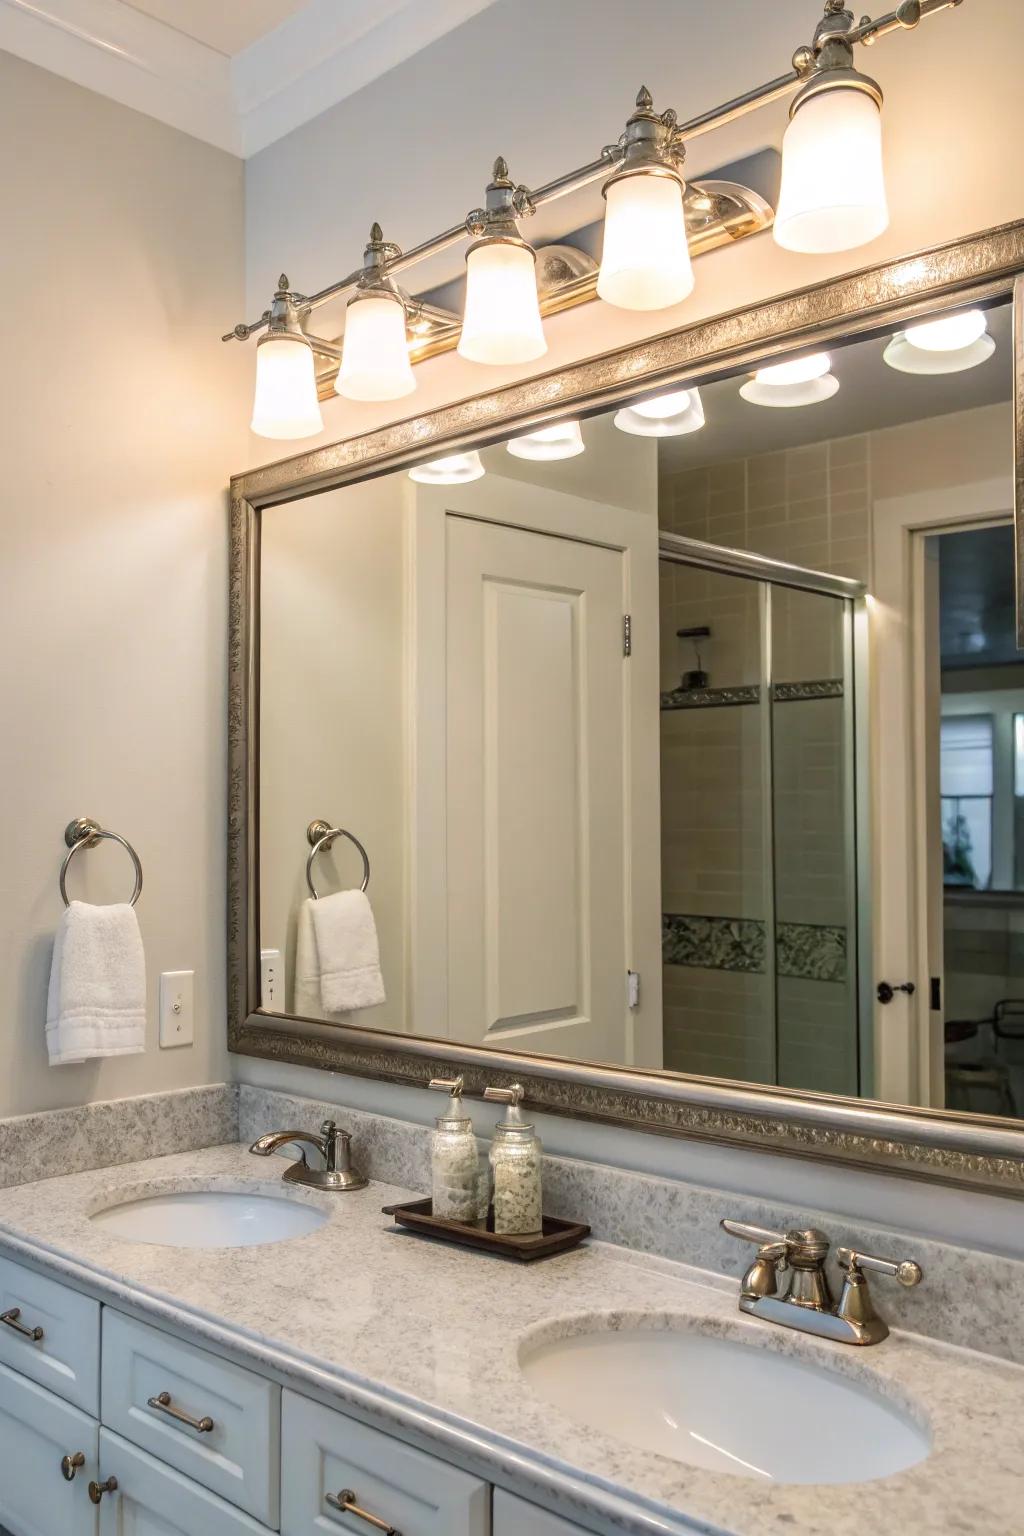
[836,1247,923,1287]
[721,1219,789,1299]
[720,1219,788,1252]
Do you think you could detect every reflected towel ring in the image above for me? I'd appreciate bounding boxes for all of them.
[305,819,370,899]
[59,817,143,908]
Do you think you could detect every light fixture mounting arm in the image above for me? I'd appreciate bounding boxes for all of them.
[602,86,687,197]
[465,156,537,248]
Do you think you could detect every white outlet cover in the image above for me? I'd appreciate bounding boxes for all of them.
[159,970,195,1048]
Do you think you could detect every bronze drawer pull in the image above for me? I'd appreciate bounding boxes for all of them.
[325,1488,399,1534]
[60,1452,85,1482]
[88,1476,118,1504]
[147,1390,215,1434]
[1,1307,44,1342]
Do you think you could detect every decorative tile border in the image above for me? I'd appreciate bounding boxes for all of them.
[660,679,843,710]
[663,914,848,984]
[0,1085,238,1190]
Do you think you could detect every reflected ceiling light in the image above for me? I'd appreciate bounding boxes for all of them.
[249,276,323,441]
[883,308,996,374]
[408,451,486,485]
[774,8,888,254]
[336,225,416,402]
[614,387,706,437]
[507,421,585,460]
[597,88,693,312]
[739,351,839,407]
[458,158,547,366]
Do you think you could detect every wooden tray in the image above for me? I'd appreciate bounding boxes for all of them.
[381,1198,590,1261]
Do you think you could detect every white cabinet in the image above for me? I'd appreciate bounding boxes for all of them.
[280,1390,490,1536]
[102,1310,280,1526]
[0,1253,100,1414]
[96,1430,273,1535]
[0,1358,99,1536]
[493,1491,589,1536]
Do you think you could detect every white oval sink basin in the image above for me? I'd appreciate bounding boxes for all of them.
[520,1327,930,1485]
[90,1188,327,1248]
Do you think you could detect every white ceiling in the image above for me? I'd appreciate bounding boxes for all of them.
[0,0,501,155]
[118,0,309,57]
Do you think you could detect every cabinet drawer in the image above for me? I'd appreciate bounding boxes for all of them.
[97,1429,274,1535]
[281,1390,489,1536]
[493,1491,589,1535]
[0,1254,100,1414]
[101,1310,280,1526]
[0,1358,99,1536]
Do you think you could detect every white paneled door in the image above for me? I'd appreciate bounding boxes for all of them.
[445,514,634,1064]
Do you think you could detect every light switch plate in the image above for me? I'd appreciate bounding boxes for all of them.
[159,970,194,1048]
[261,948,284,1010]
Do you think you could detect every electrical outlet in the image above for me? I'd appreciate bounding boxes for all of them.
[159,971,194,1048]
[261,948,284,1011]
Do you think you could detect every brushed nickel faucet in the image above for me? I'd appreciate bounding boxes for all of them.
[249,1119,367,1191]
[721,1219,922,1345]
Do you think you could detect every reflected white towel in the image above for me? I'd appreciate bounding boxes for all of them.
[310,889,385,1015]
[292,898,322,1018]
[45,901,146,1066]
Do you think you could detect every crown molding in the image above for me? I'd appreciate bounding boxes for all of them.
[0,0,501,158]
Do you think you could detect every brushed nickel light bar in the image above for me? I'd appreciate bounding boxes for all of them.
[225,0,964,439]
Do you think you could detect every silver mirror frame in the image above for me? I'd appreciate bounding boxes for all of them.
[229,217,1024,1196]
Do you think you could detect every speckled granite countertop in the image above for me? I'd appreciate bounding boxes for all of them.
[0,1144,1019,1536]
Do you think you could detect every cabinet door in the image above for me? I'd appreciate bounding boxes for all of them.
[0,1358,98,1536]
[493,1491,589,1536]
[280,1390,489,1536]
[96,1430,273,1536]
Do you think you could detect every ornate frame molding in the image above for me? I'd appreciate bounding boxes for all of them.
[229,218,1024,1195]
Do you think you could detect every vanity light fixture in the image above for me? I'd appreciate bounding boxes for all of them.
[883,307,996,374]
[336,225,417,402]
[458,158,547,365]
[408,451,486,485]
[613,387,706,437]
[507,421,585,460]
[223,0,964,441]
[248,277,324,441]
[774,2,888,254]
[739,352,840,407]
[597,89,693,312]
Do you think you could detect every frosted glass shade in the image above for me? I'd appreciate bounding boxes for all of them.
[336,293,416,401]
[250,333,323,440]
[774,88,888,254]
[598,173,694,311]
[614,387,705,437]
[457,242,547,365]
[903,309,987,352]
[740,352,839,408]
[408,451,486,485]
[507,421,585,460]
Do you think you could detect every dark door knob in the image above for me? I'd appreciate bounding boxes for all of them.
[877,981,916,1005]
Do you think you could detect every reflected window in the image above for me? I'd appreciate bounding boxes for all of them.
[941,714,993,889]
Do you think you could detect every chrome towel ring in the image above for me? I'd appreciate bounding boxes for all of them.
[59,817,143,908]
[306,819,370,899]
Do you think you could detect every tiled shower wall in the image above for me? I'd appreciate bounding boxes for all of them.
[658,434,864,1095]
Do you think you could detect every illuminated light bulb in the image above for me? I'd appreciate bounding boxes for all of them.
[614,387,706,437]
[458,241,547,365]
[250,333,323,440]
[598,172,694,311]
[739,352,839,408]
[408,451,486,485]
[774,86,888,255]
[904,310,988,352]
[336,292,415,402]
[507,421,584,461]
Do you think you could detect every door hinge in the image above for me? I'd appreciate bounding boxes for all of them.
[623,613,632,657]
[627,970,640,1008]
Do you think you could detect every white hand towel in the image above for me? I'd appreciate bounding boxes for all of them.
[45,901,146,1066]
[310,889,386,1015]
[292,898,323,1018]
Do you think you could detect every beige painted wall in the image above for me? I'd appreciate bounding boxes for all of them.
[0,53,247,1117]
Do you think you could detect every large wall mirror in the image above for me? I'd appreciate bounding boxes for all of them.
[230,222,1024,1192]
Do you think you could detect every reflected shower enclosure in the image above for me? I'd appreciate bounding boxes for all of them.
[658,535,865,1097]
